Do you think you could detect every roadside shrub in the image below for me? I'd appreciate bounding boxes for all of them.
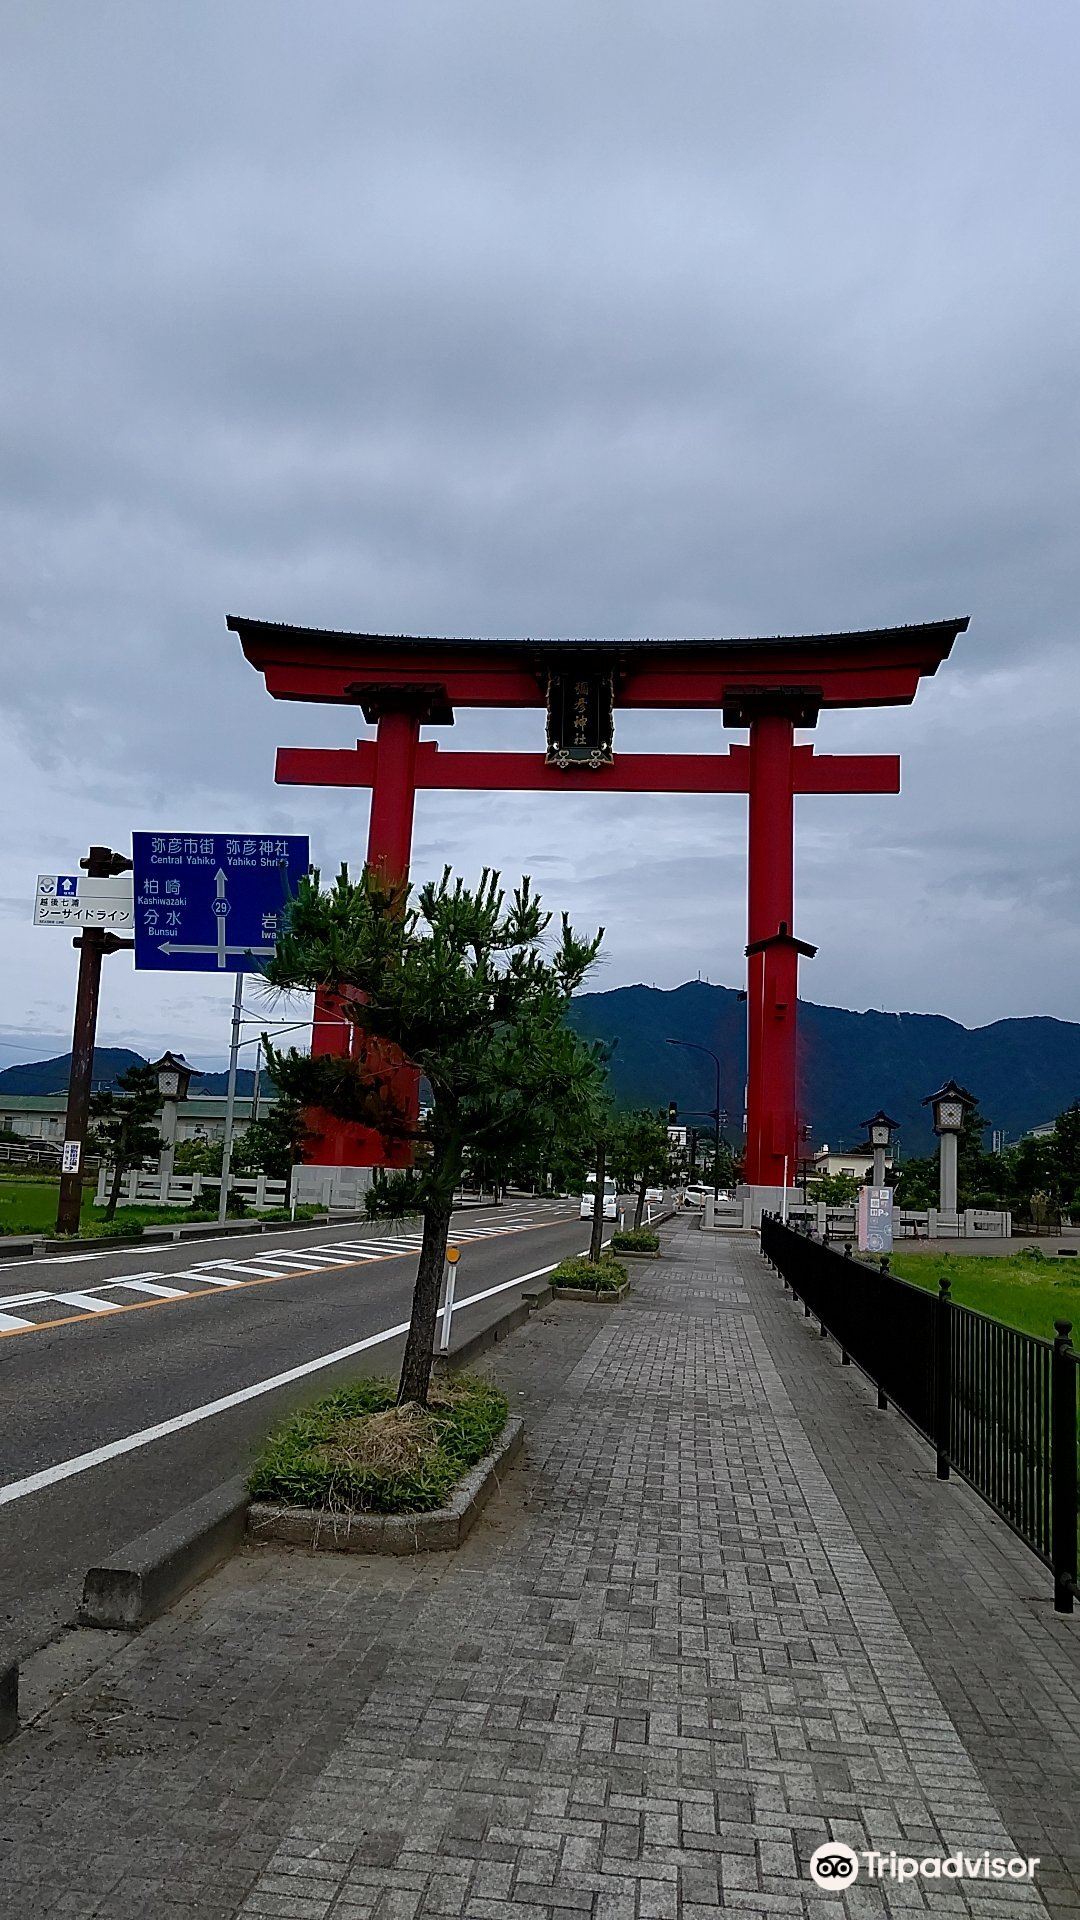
[551,1253,627,1290]
[248,1373,508,1515]
[610,1227,659,1252]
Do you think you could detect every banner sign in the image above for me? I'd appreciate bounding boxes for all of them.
[132,832,309,973]
[35,874,134,929]
[858,1185,894,1254]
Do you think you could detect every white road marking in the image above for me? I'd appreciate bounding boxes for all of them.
[0,1258,563,1506]
[35,1253,106,1265]
[171,1270,245,1287]
[249,1253,332,1270]
[51,1291,124,1313]
[0,1209,580,1328]
[188,1260,295,1280]
[106,1280,192,1299]
[0,1205,575,1276]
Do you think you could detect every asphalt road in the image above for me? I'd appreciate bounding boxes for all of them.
[0,1199,589,1662]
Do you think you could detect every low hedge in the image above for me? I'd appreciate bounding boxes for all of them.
[551,1253,628,1291]
[610,1227,659,1252]
[247,1373,508,1515]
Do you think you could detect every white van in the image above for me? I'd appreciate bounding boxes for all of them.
[580,1176,618,1221]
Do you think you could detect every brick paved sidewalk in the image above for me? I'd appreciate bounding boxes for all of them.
[0,1224,1073,1917]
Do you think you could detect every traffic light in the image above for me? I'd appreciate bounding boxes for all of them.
[668,1100,678,1123]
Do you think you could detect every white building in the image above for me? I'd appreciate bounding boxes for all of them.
[810,1144,894,1181]
[0,1091,270,1151]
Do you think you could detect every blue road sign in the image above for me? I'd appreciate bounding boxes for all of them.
[132,832,310,973]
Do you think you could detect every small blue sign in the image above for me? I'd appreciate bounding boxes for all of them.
[56,876,79,896]
[132,832,310,973]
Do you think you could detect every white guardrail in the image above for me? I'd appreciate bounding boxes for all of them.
[94,1169,288,1210]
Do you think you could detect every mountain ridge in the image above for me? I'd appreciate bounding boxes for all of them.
[3,985,1078,1152]
[0,1050,260,1099]
[565,982,1080,1152]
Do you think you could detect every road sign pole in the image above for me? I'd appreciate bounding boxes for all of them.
[217,971,244,1225]
[55,847,134,1236]
[438,1247,461,1354]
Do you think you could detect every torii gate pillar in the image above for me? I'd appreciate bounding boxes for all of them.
[309,701,422,1169]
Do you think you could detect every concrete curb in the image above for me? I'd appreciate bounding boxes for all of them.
[21,1207,380,1257]
[0,1239,36,1261]
[248,1416,525,1555]
[39,1232,146,1254]
[141,1209,374,1245]
[78,1477,249,1630]
[611,1247,661,1259]
[551,1281,630,1303]
[437,1282,551,1370]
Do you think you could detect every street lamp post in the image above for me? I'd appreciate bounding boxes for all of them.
[149,1051,194,1202]
[666,1039,724,1199]
[861,1109,899,1189]
[923,1081,976,1217]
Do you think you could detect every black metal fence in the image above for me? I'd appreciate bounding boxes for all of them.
[760,1213,1079,1613]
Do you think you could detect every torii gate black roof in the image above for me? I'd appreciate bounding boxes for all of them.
[227,615,969,657]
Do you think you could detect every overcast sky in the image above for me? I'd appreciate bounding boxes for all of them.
[1,1,1078,1072]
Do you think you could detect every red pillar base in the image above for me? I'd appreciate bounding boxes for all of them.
[301,704,424,1172]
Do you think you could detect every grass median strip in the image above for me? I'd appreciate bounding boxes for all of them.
[551,1253,628,1292]
[248,1374,508,1515]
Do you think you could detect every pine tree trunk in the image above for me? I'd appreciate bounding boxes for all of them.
[589,1139,606,1264]
[105,1155,125,1222]
[397,1188,454,1408]
[634,1176,647,1230]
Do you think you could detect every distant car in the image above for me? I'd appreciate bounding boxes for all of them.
[580,1177,619,1221]
[644,1187,665,1203]
[682,1184,709,1209]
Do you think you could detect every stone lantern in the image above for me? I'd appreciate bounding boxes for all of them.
[861,1109,899,1189]
[149,1050,194,1197]
[922,1080,976,1217]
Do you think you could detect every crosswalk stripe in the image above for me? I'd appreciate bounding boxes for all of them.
[319,1240,418,1256]
[189,1261,289,1279]
[250,1253,331,1270]
[274,1252,353,1266]
[173,1270,245,1287]
[318,1237,420,1250]
[0,1311,35,1330]
[52,1291,123,1312]
[106,1280,192,1298]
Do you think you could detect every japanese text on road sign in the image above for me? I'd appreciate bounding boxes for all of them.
[34,874,135,929]
[131,833,310,973]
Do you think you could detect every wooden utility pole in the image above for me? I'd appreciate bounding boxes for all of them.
[55,847,134,1236]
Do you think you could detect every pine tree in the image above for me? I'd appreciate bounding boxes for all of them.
[89,1064,163,1221]
[265,865,605,1405]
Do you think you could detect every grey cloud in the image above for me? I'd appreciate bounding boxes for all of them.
[1,0,1077,1059]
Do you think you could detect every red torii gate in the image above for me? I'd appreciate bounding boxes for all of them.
[229,616,967,1193]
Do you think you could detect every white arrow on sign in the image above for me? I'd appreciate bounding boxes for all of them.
[156,868,275,968]
[157,944,276,958]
